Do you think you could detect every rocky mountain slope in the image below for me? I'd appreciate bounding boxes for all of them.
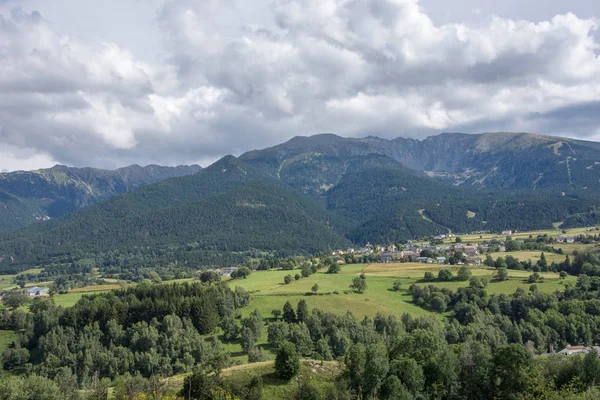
[240,132,600,193]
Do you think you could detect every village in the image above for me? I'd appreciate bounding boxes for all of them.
[331,230,581,266]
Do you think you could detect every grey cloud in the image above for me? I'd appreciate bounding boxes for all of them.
[524,101,600,139]
[1,1,600,171]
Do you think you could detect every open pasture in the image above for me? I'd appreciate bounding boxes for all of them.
[69,284,121,293]
[443,226,599,245]
[488,251,567,264]
[228,261,576,321]
[0,330,17,353]
[53,291,109,307]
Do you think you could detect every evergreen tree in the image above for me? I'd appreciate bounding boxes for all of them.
[283,301,296,323]
[296,300,309,322]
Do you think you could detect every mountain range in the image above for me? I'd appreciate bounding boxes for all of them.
[241,132,600,193]
[0,132,599,271]
[0,164,201,233]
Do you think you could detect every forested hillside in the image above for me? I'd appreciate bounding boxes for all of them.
[0,164,201,233]
[0,157,351,272]
[0,133,599,272]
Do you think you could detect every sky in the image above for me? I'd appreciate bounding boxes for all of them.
[0,0,599,171]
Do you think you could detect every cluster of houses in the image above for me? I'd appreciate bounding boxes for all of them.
[330,230,587,267]
[556,235,577,244]
[331,239,500,266]
[378,245,485,266]
[376,241,499,265]
[332,244,375,257]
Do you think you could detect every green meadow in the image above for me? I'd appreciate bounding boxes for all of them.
[0,330,17,354]
[442,226,598,245]
[227,262,576,322]
[52,291,109,308]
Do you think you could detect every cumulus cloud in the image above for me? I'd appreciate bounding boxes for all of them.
[1,0,600,170]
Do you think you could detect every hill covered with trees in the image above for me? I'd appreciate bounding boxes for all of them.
[0,133,598,272]
[0,164,201,233]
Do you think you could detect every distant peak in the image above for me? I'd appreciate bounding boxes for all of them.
[49,164,70,170]
[286,133,343,144]
[211,155,240,167]
[436,132,474,137]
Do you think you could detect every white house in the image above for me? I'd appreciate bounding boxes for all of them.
[220,267,239,277]
[558,345,600,356]
[23,287,50,297]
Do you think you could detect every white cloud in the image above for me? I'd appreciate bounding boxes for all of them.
[0,143,56,172]
[1,0,600,170]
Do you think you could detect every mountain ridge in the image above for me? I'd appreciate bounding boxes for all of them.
[240,131,600,192]
[0,163,202,232]
[0,132,598,271]
[1,130,599,252]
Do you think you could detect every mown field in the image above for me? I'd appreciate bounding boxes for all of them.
[487,251,567,264]
[442,226,599,245]
[224,360,341,398]
[227,263,575,321]
[52,291,110,307]
[217,260,578,363]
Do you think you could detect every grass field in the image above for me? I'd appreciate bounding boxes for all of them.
[227,262,577,325]
[443,226,600,245]
[53,291,109,307]
[222,360,341,398]
[69,284,121,293]
[0,227,594,320]
[0,330,17,353]
[0,274,17,292]
[162,359,341,398]
[487,251,567,264]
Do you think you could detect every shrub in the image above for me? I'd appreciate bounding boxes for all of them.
[231,267,251,279]
[559,271,568,279]
[248,347,268,363]
[438,269,453,282]
[350,276,367,293]
[457,266,472,282]
[497,268,509,281]
[311,284,319,294]
[327,264,341,274]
